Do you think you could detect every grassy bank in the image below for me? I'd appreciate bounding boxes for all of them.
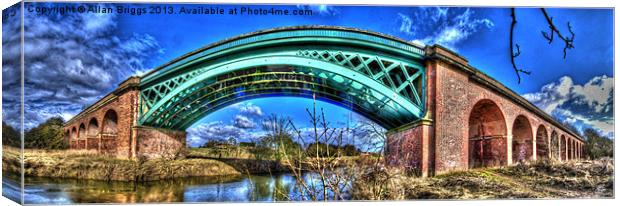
[2,147,353,182]
[351,158,614,199]
[2,146,242,181]
[187,147,254,159]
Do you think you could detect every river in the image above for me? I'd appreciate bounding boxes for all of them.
[2,172,350,204]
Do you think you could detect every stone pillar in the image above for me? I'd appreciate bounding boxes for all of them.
[572,140,575,160]
[580,143,582,159]
[507,133,513,165]
[385,119,434,177]
[557,135,562,162]
[98,134,102,152]
[564,137,568,161]
[576,142,579,159]
[531,131,537,161]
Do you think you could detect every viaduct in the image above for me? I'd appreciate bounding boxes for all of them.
[63,26,584,176]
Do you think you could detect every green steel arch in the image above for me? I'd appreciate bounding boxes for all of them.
[138,26,426,130]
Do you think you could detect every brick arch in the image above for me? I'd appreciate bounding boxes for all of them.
[88,117,99,136]
[468,99,508,168]
[535,125,549,159]
[102,109,119,135]
[512,115,533,163]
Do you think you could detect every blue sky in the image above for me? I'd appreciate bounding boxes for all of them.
[1,3,614,148]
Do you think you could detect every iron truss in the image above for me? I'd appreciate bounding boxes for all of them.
[138,28,426,130]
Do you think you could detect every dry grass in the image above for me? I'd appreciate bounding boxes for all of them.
[137,158,240,181]
[352,158,614,200]
[186,147,254,159]
[2,146,21,173]
[2,146,241,182]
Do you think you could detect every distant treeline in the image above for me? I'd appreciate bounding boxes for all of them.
[199,138,361,158]
[2,117,68,149]
[305,142,360,157]
[583,128,613,159]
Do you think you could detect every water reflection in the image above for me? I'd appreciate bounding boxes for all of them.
[3,172,348,204]
[2,174,22,203]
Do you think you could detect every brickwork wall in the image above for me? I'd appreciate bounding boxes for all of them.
[430,58,582,173]
[386,125,423,171]
[77,139,86,149]
[64,88,140,158]
[386,122,434,176]
[86,137,99,150]
[133,126,186,159]
[100,137,117,155]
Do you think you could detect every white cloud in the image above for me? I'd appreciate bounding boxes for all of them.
[398,13,415,35]
[432,7,449,22]
[523,75,614,138]
[187,103,267,146]
[296,4,338,16]
[81,10,116,34]
[398,8,493,50]
[522,76,574,114]
[187,121,265,147]
[234,102,264,117]
[2,3,163,129]
[571,75,613,113]
[61,112,76,122]
[233,115,256,129]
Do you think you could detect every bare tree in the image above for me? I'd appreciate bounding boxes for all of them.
[256,96,360,201]
[509,8,575,83]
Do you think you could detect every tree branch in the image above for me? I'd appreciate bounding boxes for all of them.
[540,8,575,59]
[510,8,531,84]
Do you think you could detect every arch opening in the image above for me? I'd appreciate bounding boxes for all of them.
[88,118,99,137]
[70,127,77,140]
[550,131,559,160]
[560,135,567,161]
[78,123,86,139]
[103,110,118,136]
[512,115,533,163]
[468,99,507,168]
[536,125,549,159]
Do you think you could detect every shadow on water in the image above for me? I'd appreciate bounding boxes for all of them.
[4,172,345,204]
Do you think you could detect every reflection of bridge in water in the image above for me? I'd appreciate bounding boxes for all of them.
[63,26,583,176]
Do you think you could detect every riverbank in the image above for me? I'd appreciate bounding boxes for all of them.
[2,146,289,182]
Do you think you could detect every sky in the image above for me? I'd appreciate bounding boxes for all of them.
[1,3,614,148]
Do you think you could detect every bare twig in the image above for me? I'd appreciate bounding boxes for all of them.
[540,8,575,59]
[509,8,531,84]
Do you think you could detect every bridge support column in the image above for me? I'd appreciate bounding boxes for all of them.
[386,119,434,177]
[131,126,187,159]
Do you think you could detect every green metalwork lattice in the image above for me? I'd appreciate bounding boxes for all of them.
[138,27,426,130]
